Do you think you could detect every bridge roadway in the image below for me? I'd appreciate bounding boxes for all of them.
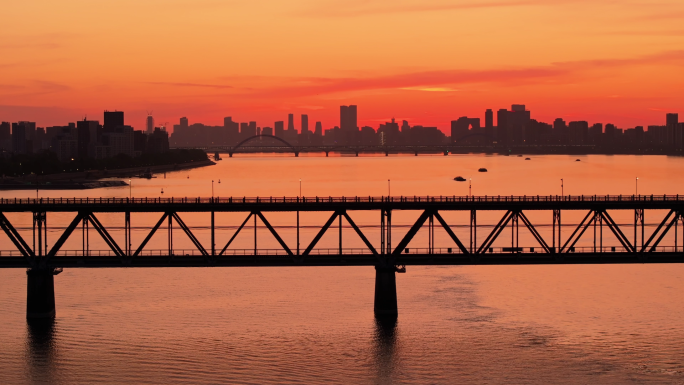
[2,194,683,319]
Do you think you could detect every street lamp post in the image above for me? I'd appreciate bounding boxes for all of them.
[212,179,214,200]
[561,178,564,197]
[636,177,639,196]
[299,178,302,198]
[388,179,391,197]
[469,178,472,197]
[129,179,132,199]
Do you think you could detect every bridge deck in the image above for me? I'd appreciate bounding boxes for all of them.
[1,194,682,212]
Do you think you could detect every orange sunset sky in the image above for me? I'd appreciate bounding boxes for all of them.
[1,0,684,132]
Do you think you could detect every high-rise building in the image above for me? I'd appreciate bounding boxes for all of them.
[146,114,154,134]
[274,121,284,137]
[507,105,530,144]
[76,119,98,159]
[301,114,309,134]
[340,105,358,131]
[104,111,124,132]
[180,117,189,128]
[666,113,679,147]
[0,122,10,150]
[496,109,508,144]
[11,121,35,154]
[314,122,322,136]
[485,109,494,128]
[287,114,295,131]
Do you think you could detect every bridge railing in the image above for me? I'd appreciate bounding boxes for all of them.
[2,246,682,258]
[1,194,682,206]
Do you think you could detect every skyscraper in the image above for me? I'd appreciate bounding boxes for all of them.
[301,114,309,134]
[314,122,322,136]
[666,113,679,146]
[274,121,284,137]
[104,110,124,132]
[340,105,358,131]
[146,114,154,134]
[497,109,508,144]
[288,114,295,131]
[485,109,493,128]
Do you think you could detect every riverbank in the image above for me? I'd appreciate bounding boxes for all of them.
[0,159,215,190]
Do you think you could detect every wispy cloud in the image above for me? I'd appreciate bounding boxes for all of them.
[298,0,626,17]
[239,50,684,98]
[146,82,234,89]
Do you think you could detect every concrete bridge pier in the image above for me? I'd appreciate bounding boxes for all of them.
[325,151,329,157]
[26,268,60,319]
[374,266,398,317]
[295,151,299,157]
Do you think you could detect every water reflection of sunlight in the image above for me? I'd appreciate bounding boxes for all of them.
[373,317,399,383]
[26,319,58,383]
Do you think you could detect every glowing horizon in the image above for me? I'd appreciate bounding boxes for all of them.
[1,0,684,132]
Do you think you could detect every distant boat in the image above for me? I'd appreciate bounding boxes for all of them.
[525,157,531,160]
[478,168,488,172]
[454,176,466,182]
[518,155,523,157]
[576,159,581,162]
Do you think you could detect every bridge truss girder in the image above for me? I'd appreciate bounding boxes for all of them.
[1,207,683,268]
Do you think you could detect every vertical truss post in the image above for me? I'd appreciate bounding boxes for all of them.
[82,216,89,256]
[470,210,476,253]
[387,209,392,256]
[339,214,343,255]
[125,211,131,257]
[254,213,258,256]
[33,212,46,258]
[168,213,173,256]
[428,213,434,254]
[553,209,560,253]
[599,211,603,252]
[297,210,300,256]
[380,210,386,255]
[211,211,215,257]
[635,209,644,252]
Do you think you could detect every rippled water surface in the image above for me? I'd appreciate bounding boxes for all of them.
[1,154,684,384]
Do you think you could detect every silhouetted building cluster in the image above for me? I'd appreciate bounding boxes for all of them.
[452,105,684,152]
[0,111,169,161]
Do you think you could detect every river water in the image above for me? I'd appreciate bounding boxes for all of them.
[1,154,684,384]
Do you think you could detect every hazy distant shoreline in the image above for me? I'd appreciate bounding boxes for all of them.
[0,159,215,191]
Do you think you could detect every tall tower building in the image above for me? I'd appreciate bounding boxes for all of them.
[146,114,154,134]
[301,114,309,134]
[485,109,493,128]
[340,105,358,131]
[314,122,322,136]
[287,114,295,131]
[666,113,679,146]
[104,110,124,132]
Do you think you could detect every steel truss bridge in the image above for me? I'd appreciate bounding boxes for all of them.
[2,194,683,319]
[174,134,593,157]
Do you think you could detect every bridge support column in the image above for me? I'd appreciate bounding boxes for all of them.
[295,151,299,157]
[26,268,58,319]
[374,266,398,317]
[325,151,329,157]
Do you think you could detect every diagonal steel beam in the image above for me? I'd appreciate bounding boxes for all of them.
[171,213,209,256]
[45,212,84,260]
[342,212,379,256]
[133,212,169,257]
[518,211,551,253]
[219,213,253,256]
[87,213,125,258]
[0,212,35,262]
[641,210,675,253]
[303,211,340,256]
[433,211,469,254]
[392,210,431,255]
[256,212,293,256]
[477,211,514,254]
[600,211,634,252]
[645,211,679,253]
[560,210,594,253]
